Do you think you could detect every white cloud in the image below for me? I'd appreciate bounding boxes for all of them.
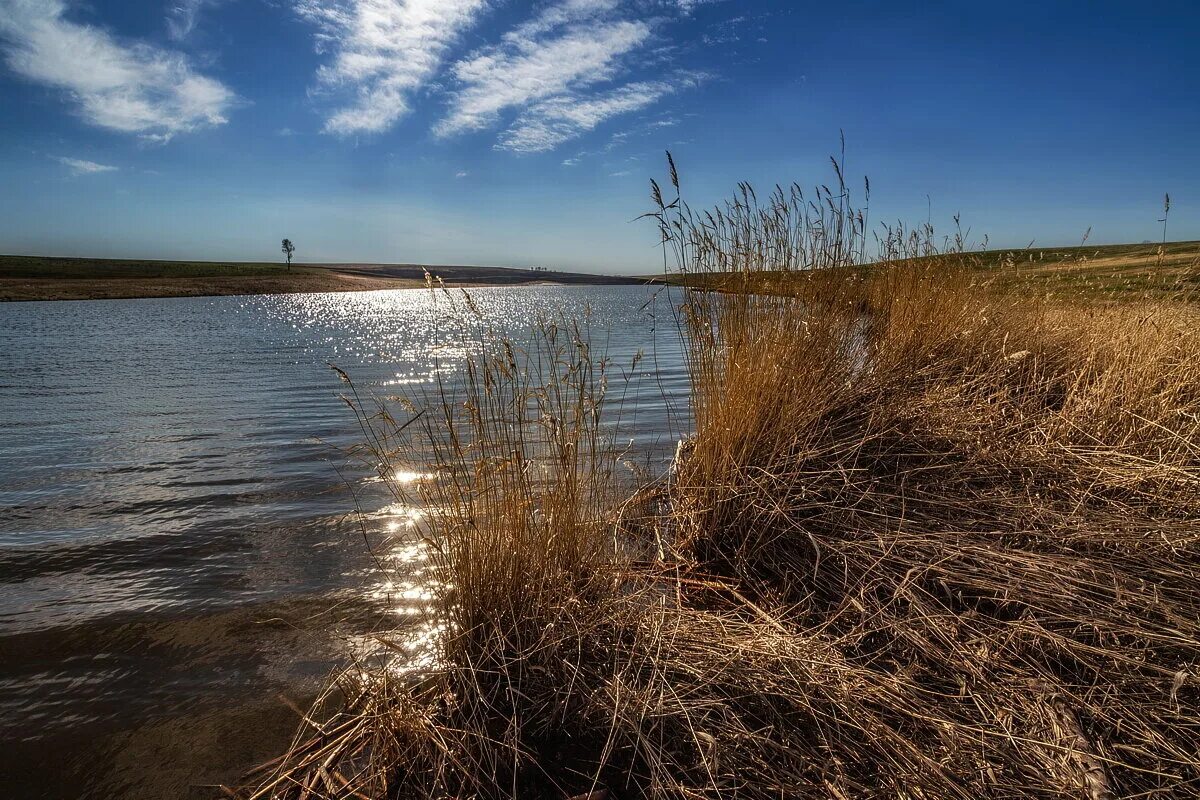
[56,156,118,175]
[441,26,649,138]
[498,80,679,153]
[166,0,217,41]
[297,0,489,135]
[0,0,235,141]
[500,0,620,42]
[436,1,650,142]
[673,0,725,12]
[437,1,702,153]
[455,169,468,178]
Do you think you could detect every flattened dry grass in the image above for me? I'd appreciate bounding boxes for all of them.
[672,266,1200,798]
[239,163,1200,799]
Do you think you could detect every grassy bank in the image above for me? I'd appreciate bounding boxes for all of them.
[0,255,418,301]
[977,240,1200,300]
[0,255,642,301]
[657,239,1200,303]
[239,165,1200,798]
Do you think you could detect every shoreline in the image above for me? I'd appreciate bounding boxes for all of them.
[0,272,425,302]
[0,256,649,302]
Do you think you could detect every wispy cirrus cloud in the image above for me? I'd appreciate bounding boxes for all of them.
[498,79,688,153]
[0,0,235,142]
[166,0,219,41]
[295,0,704,149]
[55,156,118,175]
[673,0,726,12]
[297,0,489,136]
[0,0,235,140]
[436,21,650,137]
[436,0,700,153]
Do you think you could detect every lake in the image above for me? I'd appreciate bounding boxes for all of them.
[0,285,688,799]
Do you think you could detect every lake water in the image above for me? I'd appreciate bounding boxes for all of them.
[0,285,688,799]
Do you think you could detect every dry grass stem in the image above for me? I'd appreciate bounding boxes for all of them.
[239,155,1200,799]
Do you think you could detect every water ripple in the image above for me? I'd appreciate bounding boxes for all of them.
[0,284,688,798]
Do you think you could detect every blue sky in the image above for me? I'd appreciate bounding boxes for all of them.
[0,0,1197,274]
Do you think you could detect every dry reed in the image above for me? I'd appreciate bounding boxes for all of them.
[238,157,1200,800]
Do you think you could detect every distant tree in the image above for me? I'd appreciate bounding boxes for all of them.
[1159,194,1171,245]
[281,238,295,269]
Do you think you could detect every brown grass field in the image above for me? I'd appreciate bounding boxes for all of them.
[233,161,1200,799]
[975,240,1200,300]
[660,240,1200,303]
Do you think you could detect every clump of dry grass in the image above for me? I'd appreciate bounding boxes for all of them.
[656,157,1200,797]
[240,159,1200,800]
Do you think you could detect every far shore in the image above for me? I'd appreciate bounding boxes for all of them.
[0,255,648,302]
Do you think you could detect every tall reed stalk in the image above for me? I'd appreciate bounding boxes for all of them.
[245,155,1200,800]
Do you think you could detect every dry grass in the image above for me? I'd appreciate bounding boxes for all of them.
[963,240,1200,302]
[237,161,1200,799]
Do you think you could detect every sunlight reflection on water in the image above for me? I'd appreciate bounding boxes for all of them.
[0,284,689,798]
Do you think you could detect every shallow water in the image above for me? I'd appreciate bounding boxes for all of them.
[0,285,688,799]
